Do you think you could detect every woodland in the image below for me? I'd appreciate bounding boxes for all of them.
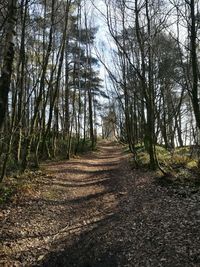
[0,0,200,266]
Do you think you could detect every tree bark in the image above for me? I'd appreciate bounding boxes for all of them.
[0,0,17,129]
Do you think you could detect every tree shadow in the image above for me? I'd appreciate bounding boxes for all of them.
[53,161,120,168]
[1,143,130,266]
[37,211,121,267]
[46,177,111,189]
[49,169,112,176]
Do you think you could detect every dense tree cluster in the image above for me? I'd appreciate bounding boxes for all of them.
[98,0,200,169]
[0,0,200,179]
[0,0,103,180]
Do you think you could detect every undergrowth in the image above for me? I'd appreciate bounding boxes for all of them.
[0,138,95,204]
[130,144,200,187]
[0,184,16,204]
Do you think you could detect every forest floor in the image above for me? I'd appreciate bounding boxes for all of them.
[1,141,200,267]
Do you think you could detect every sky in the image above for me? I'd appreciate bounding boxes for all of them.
[86,0,194,141]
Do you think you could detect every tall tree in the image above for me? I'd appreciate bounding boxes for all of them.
[0,0,17,129]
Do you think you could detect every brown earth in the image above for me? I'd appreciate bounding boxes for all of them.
[0,141,200,267]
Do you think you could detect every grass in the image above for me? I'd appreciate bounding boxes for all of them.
[131,144,200,186]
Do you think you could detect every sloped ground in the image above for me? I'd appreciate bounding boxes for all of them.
[1,141,200,267]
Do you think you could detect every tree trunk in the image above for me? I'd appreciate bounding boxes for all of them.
[0,0,17,129]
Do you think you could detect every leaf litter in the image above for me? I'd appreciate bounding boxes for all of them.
[0,141,200,266]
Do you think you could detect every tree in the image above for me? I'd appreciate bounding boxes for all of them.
[0,0,17,129]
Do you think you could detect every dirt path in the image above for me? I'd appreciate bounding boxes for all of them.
[1,141,200,266]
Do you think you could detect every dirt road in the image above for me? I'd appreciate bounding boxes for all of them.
[1,141,200,266]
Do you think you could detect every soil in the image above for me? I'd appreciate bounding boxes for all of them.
[1,141,200,267]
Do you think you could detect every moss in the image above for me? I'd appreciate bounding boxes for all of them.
[186,160,198,169]
[123,145,130,154]
[137,151,149,167]
[175,146,190,155]
[130,143,200,186]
